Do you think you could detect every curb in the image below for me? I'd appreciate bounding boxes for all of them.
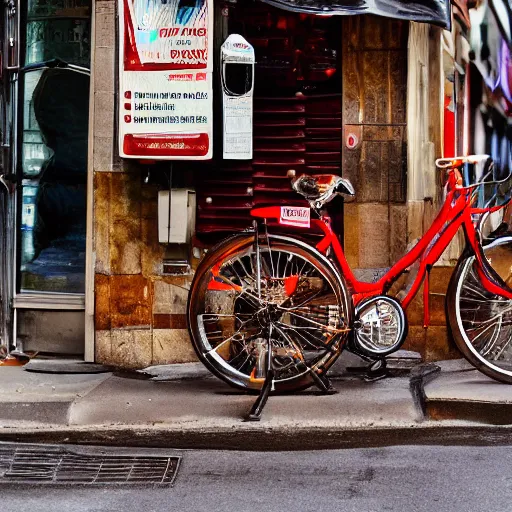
[426,399,512,425]
[2,424,512,451]
[409,363,441,418]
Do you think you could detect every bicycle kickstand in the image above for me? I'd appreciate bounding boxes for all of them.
[246,368,274,421]
[310,368,337,394]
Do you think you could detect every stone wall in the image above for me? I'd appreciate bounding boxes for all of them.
[397,24,462,361]
[93,169,198,368]
[341,17,409,275]
[92,0,197,368]
[342,20,461,362]
[91,5,461,368]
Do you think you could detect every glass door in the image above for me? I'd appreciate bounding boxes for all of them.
[19,64,89,295]
[13,0,91,354]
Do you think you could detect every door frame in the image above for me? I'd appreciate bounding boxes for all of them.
[9,0,95,358]
[84,0,96,361]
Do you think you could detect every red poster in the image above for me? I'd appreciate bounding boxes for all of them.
[119,0,213,159]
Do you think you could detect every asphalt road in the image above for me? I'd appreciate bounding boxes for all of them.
[3,445,512,512]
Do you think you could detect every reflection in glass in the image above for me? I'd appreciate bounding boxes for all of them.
[20,0,91,295]
[20,67,89,294]
[22,70,53,177]
[26,0,91,66]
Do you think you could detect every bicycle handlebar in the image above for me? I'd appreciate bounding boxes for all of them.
[435,154,490,169]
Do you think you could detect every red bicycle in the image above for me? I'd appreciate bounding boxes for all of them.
[188,155,512,418]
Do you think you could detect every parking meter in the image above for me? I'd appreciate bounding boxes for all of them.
[221,35,255,160]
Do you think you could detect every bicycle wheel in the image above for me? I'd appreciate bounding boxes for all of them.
[187,234,352,392]
[447,236,512,383]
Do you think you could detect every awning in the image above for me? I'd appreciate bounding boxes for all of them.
[258,0,451,29]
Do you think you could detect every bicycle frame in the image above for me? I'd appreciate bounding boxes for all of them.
[251,170,512,328]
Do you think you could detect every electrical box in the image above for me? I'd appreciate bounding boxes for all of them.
[158,189,196,244]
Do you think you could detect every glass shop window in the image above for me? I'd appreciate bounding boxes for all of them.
[19,0,91,294]
[26,0,90,66]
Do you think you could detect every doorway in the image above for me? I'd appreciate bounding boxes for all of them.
[11,0,91,355]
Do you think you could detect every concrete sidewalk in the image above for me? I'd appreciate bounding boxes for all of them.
[424,359,512,425]
[0,357,511,450]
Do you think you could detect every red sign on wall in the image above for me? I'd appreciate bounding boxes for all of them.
[119,0,213,159]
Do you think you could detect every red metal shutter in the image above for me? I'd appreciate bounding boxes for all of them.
[196,93,342,238]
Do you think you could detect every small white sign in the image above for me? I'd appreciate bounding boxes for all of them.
[280,206,311,228]
[221,35,254,160]
[223,95,253,158]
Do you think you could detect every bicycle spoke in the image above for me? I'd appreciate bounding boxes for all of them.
[208,327,256,355]
[455,246,512,377]
[297,259,308,278]
[191,238,350,390]
[201,313,252,320]
[276,322,322,349]
[283,253,292,278]
[260,253,273,279]
[276,250,282,279]
[464,305,512,328]
[229,351,252,371]
[461,296,509,304]
[214,269,264,307]
[479,318,502,357]
[287,289,330,309]
[493,323,512,360]
[462,281,491,300]
[275,321,335,352]
[272,323,307,363]
[278,307,348,333]
[236,257,256,284]
[226,261,245,286]
[265,233,276,278]
[206,314,260,352]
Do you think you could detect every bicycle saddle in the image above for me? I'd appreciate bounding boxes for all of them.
[288,171,355,208]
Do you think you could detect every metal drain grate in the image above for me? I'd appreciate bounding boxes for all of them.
[0,445,180,486]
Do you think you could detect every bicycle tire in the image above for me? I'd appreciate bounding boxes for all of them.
[446,236,512,383]
[187,233,353,393]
